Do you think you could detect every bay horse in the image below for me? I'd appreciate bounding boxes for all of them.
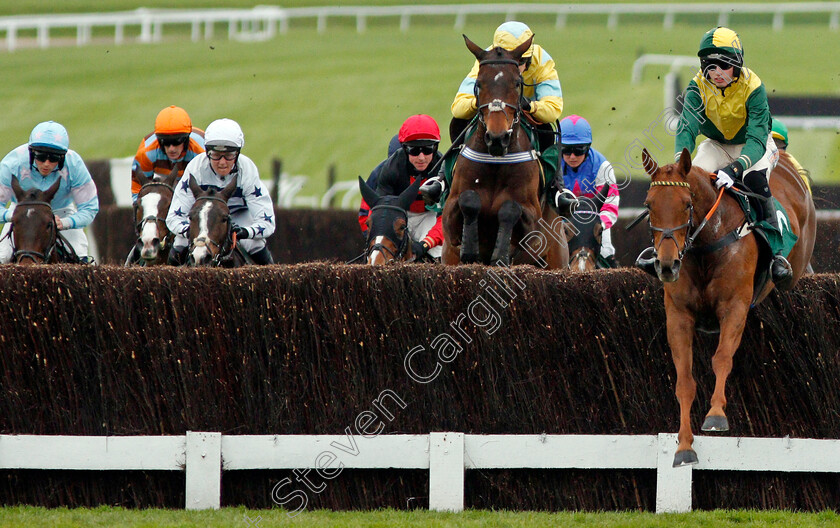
[186,174,246,267]
[357,175,427,265]
[8,175,76,265]
[641,147,816,466]
[567,184,610,272]
[441,35,568,269]
[129,163,181,265]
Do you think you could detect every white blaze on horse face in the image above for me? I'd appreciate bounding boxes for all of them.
[139,192,162,252]
[576,254,587,272]
[191,200,214,263]
[494,72,504,82]
[368,235,385,265]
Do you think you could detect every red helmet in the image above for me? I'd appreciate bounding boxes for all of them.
[398,114,440,144]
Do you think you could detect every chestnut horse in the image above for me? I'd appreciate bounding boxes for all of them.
[641,147,816,466]
[442,35,568,268]
[186,174,246,267]
[129,163,181,265]
[8,176,64,264]
[357,175,426,265]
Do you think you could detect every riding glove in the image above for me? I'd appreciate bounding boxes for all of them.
[233,226,250,240]
[519,96,531,112]
[411,240,430,259]
[715,168,735,189]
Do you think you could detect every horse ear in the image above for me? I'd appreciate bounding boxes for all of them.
[133,167,151,187]
[398,175,424,211]
[188,174,202,197]
[641,148,659,177]
[358,175,380,208]
[10,175,25,201]
[678,148,692,175]
[44,175,62,203]
[511,35,534,61]
[220,173,238,201]
[463,34,485,60]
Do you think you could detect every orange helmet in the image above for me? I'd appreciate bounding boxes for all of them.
[154,105,192,136]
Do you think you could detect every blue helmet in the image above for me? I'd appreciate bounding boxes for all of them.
[559,115,592,145]
[29,121,70,153]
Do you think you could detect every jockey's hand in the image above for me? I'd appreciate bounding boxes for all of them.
[715,168,735,189]
[519,95,531,112]
[411,240,430,259]
[54,215,64,230]
[233,226,250,240]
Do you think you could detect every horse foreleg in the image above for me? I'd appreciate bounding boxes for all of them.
[665,300,699,467]
[702,301,749,432]
[459,190,481,264]
[491,200,522,266]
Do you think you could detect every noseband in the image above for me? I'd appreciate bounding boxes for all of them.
[365,204,410,263]
[11,200,57,264]
[189,195,232,266]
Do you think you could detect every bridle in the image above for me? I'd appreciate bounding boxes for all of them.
[188,195,232,266]
[474,58,526,137]
[646,181,696,260]
[10,200,57,264]
[365,204,410,263]
[135,181,175,255]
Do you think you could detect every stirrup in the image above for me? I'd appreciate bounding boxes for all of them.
[552,188,578,212]
[771,255,793,289]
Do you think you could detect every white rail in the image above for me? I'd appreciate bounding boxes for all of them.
[2,3,839,51]
[2,432,839,512]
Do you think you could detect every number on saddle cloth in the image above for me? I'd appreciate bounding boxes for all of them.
[732,191,798,259]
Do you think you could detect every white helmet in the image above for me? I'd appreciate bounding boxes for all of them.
[204,118,245,151]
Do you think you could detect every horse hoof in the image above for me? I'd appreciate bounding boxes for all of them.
[673,449,699,467]
[701,415,729,432]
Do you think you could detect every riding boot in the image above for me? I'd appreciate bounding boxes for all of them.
[744,169,793,288]
[419,171,447,206]
[168,246,188,266]
[124,244,141,266]
[756,195,794,288]
[635,246,658,278]
[249,246,274,265]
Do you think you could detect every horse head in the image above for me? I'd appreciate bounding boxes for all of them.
[187,173,238,266]
[568,184,609,272]
[464,33,532,157]
[642,147,694,282]
[133,162,182,264]
[10,175,61,265]
[359,175,423,265]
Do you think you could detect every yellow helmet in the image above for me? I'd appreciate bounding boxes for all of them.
[492,21,534,58]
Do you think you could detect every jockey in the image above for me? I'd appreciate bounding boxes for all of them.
[638,27,792,286]
[420,21,577,210]
[0,121,99,263]
[771,118,809,182]
[165,118,275,265]
[372,114,445,260]
[358,133,401,236]
[557,115,620,268]
[126,105,205,264]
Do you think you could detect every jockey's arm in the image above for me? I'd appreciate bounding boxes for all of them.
[451,61,480,119]
[526,55,564,123]
[166,173,193,236]
[240,169,275,240]
[63,156,99,230]
[423,214,444,248]
[734,88,772,174]
[0,157,15,223]
[595,161,619,230]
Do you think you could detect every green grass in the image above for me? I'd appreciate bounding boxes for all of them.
[0,11,838,202]
[1,507,840,527]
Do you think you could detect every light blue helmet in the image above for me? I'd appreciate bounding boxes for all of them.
[29,121,70,153]
[559,115,592,145]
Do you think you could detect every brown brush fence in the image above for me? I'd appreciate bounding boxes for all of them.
[2,264,840,510]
